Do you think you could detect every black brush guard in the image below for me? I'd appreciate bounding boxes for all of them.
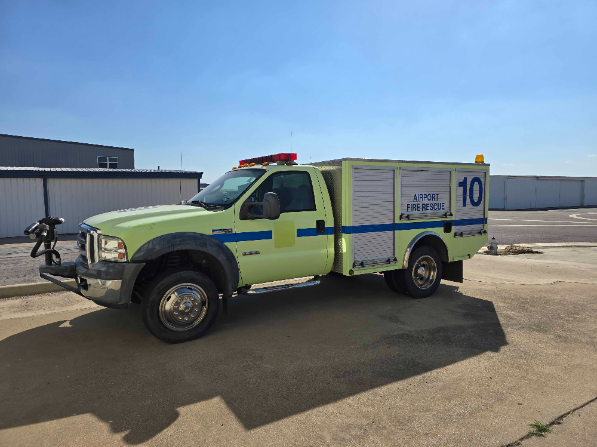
[24,216,83,296]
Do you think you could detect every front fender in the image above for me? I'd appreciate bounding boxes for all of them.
[130,232,240,296]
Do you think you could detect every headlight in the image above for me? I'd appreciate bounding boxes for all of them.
[99,235,128,262]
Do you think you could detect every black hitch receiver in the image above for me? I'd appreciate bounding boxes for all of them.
[25,216,84,297]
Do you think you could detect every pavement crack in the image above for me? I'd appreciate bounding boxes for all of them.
[503,395,597,447]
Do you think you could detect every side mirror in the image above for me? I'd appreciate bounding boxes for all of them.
[240,192,281,220]
[263,192,281,220]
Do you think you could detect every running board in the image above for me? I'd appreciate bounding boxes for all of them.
[240,276,321,295]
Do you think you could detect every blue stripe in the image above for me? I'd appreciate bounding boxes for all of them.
[297,227,334,237]
[397,221,444,231]
[211,218,488,242]
[453,218,487,226]
[210,230,273,243]
[211,233,236,243]
[235,230,272,242]
[343,218,487,235]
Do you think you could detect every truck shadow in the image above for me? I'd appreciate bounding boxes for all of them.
[0,275,507,444]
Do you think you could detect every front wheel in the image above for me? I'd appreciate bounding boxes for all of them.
[142,269,220,343]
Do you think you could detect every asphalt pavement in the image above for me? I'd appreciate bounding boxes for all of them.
[488,208,597,245]
[1,247,596,446]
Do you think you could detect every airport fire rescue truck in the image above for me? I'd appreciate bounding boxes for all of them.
[25,153,489,343]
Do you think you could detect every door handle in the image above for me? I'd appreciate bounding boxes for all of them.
[316,220,326,234]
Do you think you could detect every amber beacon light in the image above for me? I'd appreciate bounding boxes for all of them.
[475,154,485,163]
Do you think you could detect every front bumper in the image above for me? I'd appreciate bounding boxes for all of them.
[39,255,145,309]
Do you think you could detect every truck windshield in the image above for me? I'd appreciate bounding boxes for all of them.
[189,169,265,208]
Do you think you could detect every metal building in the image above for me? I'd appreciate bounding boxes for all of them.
[0,134,135,169]
[489,175,597,210]
[0,167,202,238]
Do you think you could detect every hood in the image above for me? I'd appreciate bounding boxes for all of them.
[83,204,231,257]
[84,205,210,232]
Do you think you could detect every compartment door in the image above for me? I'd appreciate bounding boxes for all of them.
[399,167,452,220]
[351,166,396,267]
[454,170,487,236]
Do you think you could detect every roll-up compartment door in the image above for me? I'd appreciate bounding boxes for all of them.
[351,166,396,267]
[400,168,452,220]
[454,170,487,235]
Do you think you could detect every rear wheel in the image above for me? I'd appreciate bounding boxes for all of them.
[402,246,443,298]
[384,269,408,294]
[141,269,220,343]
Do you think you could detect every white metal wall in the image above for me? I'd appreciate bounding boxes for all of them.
[48,178,198,234]
[0,178,46,238]
[536,180,560,208]
[489,176,597,210]
[586,180,597,206]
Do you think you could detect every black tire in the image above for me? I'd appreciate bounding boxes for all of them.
[383,269,408,294]
[141,269,220,343]
[402,246,443,299]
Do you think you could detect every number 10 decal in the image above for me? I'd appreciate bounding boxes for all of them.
[458,176,483,207]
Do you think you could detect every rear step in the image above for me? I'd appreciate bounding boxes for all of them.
[239,276,321,295]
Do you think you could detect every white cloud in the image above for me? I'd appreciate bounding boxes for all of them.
[588,154,596,157]
[503,163,514,166]
[565,160,574,163]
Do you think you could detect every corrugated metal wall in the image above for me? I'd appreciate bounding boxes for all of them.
[48,178,198,234]
[489,176,597,210]
[0,134,134,168]
[0,178,46,238]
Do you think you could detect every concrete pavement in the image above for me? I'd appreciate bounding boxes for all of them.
[0,247,596,446]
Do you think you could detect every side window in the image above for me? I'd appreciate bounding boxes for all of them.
[250,171,316,213]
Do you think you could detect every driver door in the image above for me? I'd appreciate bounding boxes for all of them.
[234,169,329,285]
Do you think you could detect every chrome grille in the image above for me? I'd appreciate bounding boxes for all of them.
[78,223,101,266]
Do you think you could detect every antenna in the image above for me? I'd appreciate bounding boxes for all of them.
[179,152,183,202]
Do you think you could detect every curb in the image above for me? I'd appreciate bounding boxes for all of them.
[0,280,77,299]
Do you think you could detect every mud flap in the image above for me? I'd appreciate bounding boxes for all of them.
[442,260,463,283]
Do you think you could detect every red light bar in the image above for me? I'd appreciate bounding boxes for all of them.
[239,153,297,165]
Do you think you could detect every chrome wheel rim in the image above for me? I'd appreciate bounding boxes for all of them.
[412,255,437,290]
[159,283,208,332]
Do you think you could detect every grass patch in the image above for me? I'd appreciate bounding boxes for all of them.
[529,421,551,437]
[502,245,544,255]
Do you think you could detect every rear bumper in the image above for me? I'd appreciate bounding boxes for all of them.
[39,256,145,309]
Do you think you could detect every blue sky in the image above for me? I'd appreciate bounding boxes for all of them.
[1,0,596,181]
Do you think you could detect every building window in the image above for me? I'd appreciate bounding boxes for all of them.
[98,156,118,169]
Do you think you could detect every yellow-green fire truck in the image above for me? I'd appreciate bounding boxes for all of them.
[28,153,489,343]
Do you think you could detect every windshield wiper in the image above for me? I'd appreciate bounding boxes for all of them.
[189,200,221,209]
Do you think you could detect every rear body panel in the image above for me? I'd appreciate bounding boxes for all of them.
[313,158,490,276]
